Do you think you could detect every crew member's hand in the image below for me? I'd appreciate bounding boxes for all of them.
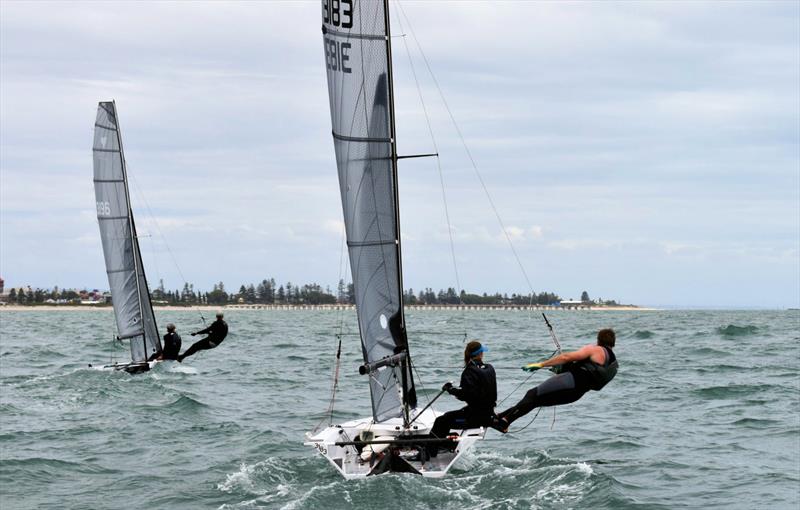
[442,382,453,392]
[523,362,544,372]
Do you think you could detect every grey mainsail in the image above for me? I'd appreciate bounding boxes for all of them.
[322,0,416,423]
[93,101,161,363]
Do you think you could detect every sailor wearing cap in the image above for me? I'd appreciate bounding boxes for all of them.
[428,340,498,449]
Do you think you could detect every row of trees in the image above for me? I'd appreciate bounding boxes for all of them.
[151,280,341,305]
[5,287,97,305]
[405,287,560,306]
[4,280,567,307]
[153,279,564,306]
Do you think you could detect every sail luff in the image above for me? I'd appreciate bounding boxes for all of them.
[114,102,161,359]
[382,0,417,421]
[115,101,149,359]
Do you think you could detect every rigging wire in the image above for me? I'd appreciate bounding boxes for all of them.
[394,5,467,343]
[496,371,535,408]
[317,223,351,429]
[508,406,543,434]
[411,360,432,408]
[395,1,537,305]
[335,223,349,337]
[127,170,206,326]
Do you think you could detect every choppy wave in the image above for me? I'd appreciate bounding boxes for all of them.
[716,324,759,337]
[0,457,121,485]
[686,346,732,357]
[2,309,799,509]
[691,383,774,400]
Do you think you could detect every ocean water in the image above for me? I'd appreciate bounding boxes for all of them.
[0,309,798,509]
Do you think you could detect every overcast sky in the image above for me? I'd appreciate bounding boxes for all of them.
[1,1,798,308]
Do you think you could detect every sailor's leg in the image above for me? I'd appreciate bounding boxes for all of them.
[430,408,468,438]
[500,373,586,425]
[177,338,213,361]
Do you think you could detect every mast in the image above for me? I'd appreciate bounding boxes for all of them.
[113,101,147,358]
[383,0,413,425]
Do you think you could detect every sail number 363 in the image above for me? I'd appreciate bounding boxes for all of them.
[96,201,111,216]
[323,0,353,74]
[322,0,353,28]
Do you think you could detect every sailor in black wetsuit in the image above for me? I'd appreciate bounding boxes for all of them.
[177,312,228,362]
[159,323,181,361]
[495,328,618,431]
[429,341,498,441]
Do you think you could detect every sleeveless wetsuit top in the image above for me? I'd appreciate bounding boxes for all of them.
[570,346,618,391]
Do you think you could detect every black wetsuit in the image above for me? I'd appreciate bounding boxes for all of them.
[500,346,617,425]
[162,332,182,360]
[430,360,497,439]
[177,319,228,362]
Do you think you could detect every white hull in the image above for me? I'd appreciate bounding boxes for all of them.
[89,360,160,373]
[305,407,485,478]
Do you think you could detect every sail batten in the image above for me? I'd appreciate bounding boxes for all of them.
[93,101,161,363]
[322,0,416,423]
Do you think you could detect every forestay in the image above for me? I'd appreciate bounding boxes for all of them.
[93,101,161,363]
[321,0,416,423]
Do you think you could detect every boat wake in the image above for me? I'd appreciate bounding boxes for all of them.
[165,364,198,375]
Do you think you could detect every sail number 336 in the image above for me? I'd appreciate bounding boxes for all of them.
[96,201,111,216]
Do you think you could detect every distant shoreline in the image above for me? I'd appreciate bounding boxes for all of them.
[0,304,655,312]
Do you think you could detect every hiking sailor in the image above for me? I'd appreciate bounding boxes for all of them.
[495,328,618,432]
[177,312,228,362]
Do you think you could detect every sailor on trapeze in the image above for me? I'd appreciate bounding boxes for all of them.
[429,340,499,449]
[177,311,229,362]
[494,328,618,432]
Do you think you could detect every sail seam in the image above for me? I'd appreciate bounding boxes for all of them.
[93,179,125,183]
[99,103,116,120]
[347,240,395,247]
[332,131,391,143]
[323,26,386,41]
[94,123,118,131]
[93,148,121,153]
[97,215,128,220]
[106,268,134,274]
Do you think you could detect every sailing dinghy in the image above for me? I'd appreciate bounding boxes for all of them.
[90,101,162,374]
[304,0,485,478]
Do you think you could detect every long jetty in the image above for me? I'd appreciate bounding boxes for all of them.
[224,303,615,311]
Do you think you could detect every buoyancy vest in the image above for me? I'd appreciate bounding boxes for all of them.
[571,346,618,391]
